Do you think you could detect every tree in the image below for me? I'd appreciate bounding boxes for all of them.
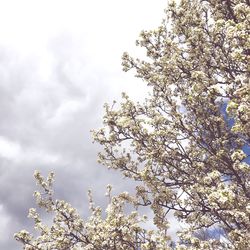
[15,0,250,249]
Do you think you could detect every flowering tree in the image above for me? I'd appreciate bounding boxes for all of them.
[15,0,249,249]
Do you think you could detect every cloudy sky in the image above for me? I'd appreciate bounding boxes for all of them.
[0,0,170,249]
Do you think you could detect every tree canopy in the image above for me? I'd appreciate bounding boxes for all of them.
[15,0,250,249]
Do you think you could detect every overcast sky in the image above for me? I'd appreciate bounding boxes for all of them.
[0,1,171,249]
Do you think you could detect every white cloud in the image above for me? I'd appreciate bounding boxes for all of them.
[0,136,21,159]
[0,136,59,164]
[47,99,84,126]
[0,0,166,52]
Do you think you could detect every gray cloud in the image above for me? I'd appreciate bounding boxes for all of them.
[0,1,168,249]
[0,34,135,250]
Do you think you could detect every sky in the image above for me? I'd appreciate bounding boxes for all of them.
[0,0,170,249]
